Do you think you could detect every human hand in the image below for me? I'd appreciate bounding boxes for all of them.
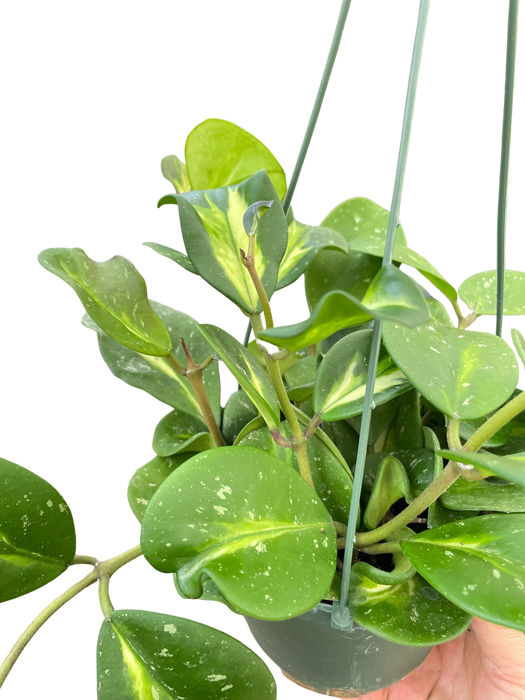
[356,618,525,700]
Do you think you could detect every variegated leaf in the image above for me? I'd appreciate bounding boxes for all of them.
[185,118,286,199]
[277,219,347,290]
[459,270,525,315]
[313,329,412,422]
[199,324,280,430]
[161,154,191,193]
[153,410,215,457]
[322,197,456,302]
[143,242,197,274]
[363,456,410,530]
[158,171,288,314]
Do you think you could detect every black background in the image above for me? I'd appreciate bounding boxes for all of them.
[0,0,524,700]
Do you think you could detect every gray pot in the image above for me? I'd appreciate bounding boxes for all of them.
[245,603,432,697]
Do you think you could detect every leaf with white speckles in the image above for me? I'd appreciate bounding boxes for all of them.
[39,248,172,356]
[320,197,457,302]
[97,609,276,700]
[459,270,525,315]
[351,528,471,648]
[0,457,76,603]
[313,329,412,421]
[383,321,519,420]
[127,454,196,523]
[438,450,525,489]
[82,303,221,423]
[401,513,525,632]
[152,410,215,457]
[141,447,336,620]
[260,264,430,351]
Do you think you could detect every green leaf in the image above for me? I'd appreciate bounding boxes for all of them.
[161,154,191,193]
[143,242,197,274]
[185,118,286,200]
[238,421,353,525]
[141,447,336,620]
[153,409,215,457]
[199,324,280,430]
[401,514,525,632]
[0,458,76,603]
[438,449,525,488]
[512,328,525,366]
[323,197,456,302]
[349,564,471,646]
[82,302,221,423]
[173,571,244,615]
[233,416,267,446]
[321,420,359,470]
[127,454,196,523]
[283,356,317,403]
[383,389,424,452]
[383,320,519,420]
[363,457,411,530]
[440,474,525,513]
[97,609,276,700]
[222,390,259,445]
[459,415,512,449]
[260,264,430,351]
[459,270,525,315]
[348,396,401,446]
[313,329,412,422]
[160,171,288,314]
[427,299,454,327]
[277,219,347,290]
[39,248,172,356]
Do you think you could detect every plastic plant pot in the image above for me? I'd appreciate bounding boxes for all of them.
[245,603,432,698]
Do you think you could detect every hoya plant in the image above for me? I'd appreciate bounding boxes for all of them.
[2,116,525,697]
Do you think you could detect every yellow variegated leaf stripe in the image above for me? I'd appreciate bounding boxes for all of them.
[161,154,191,194]
[143,354,201,414]
[114,626,171,700]
[321,365,408,417]
[192,189,265,310]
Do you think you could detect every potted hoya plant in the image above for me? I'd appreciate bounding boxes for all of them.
[1,1,524,697]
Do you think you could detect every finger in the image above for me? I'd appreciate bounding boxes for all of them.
[471,617,525,690]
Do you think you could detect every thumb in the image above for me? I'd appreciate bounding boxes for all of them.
[471,617,525,689]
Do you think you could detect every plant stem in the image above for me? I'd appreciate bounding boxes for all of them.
[250,315,315,489]
[71,554,98,566]
[179,338,226,447]
[304,414,322,441]
[463,389,525,453]
[0,544,142,689]
[98,575,113,619]
[166,352,186,375]
[447,417,462,449]
[333,522,348,537]
[241,250,274,329]
[356,541,402,555]
[355,462,460,547]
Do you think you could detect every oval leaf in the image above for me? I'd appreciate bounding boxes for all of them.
[0,457,76,602]
[39,248,172,356]
[313,329,412,422]
[401,513,525,631]
[127,454,196,523]
[383,389,424,452]
[82,303,221,422]
[349,567,471,646]
[459,270,525,315]
[323,197,456,302]
[97,609,276,700]
[260,264,430,351]
[222,390,259,445]
[383,320,519,420]
[153,409,215,457]
[199,324,280,430]
[185,118,286,199]
[141,447,336,620]
[162,171,287,314]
